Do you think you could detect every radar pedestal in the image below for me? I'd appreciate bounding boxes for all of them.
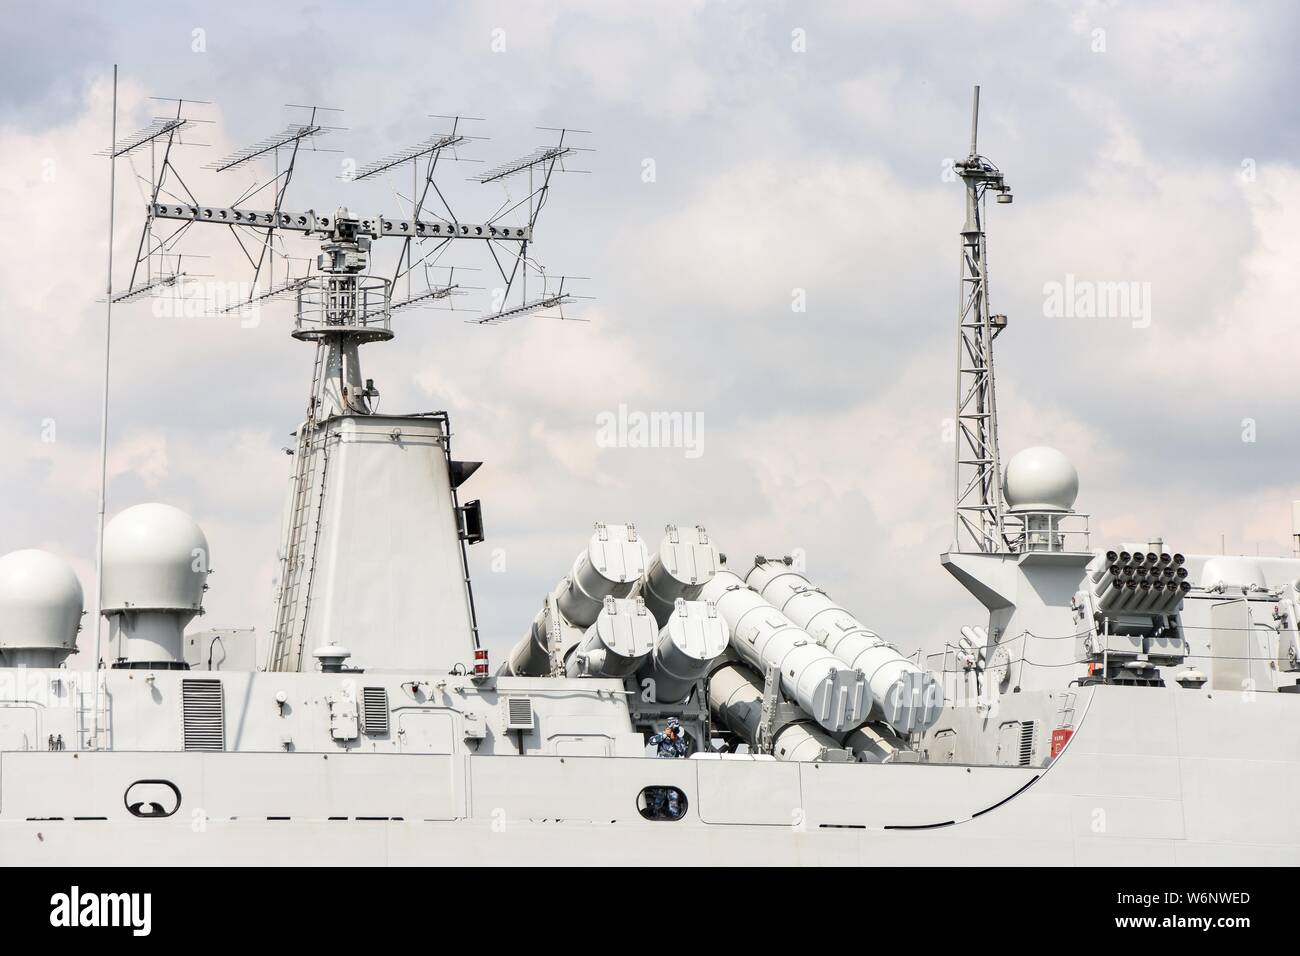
[943,447,1094,695]
[101,503,210,669]
[1000,446,1080,553]
[278,412,479,672]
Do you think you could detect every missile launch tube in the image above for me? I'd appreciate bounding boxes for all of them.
[841,722,911,763]
[636,525,720,627]
[1112,580,1139,611]
[555,523,648,628]
[565,596,657,679]
[743,561,942,735]
[707,662,846,762]
[700,570,868,734]
[506,522,646,675]
[1095,579,1122,606]
[1091,565,1121,591]
[506,609,551,677]
[1155,580,1192,614]
[1088,550,1120,582]
[505,602,579,677]
[637,598,730,702]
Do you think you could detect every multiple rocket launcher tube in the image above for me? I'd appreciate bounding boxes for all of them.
[505,524,943,759]
[1087,547,1191,616]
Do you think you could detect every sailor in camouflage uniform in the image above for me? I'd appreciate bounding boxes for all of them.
[645,718,688,819]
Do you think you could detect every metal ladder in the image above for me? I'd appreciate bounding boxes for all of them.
[1055,691,1078,729]
[267,342,331,672]
[76,678,110,750]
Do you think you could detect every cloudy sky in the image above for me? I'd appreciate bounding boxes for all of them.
[1,0,1298,669]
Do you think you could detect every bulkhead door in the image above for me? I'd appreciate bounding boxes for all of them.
[0,706,37,751]
[397,712,455,753]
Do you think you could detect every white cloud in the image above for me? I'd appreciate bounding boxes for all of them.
[2,0,1299,671]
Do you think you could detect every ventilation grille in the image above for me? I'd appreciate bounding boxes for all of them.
[1018,720,1036,767]
[360,687,390,736]
[505,696,535,731]
[182,679,225,752]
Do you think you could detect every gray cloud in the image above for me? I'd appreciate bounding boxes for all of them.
[2,0,1297,670]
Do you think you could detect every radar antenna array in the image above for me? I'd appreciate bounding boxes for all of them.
[470,126,592,323]
[108,96,213,303]
[352,115,484,313]
[207,106,342,313]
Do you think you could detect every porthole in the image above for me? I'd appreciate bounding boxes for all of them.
[637,786,688,821]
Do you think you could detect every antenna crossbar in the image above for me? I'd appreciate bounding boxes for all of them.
[149,203,531,240]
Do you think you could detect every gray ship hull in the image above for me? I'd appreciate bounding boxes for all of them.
[4,685,1294,865]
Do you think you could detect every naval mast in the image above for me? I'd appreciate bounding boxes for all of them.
[951,85,1014,554]
[118,105,586,671]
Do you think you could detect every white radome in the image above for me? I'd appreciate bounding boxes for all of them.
[1002,446,1079,513]
[0,549,83,650]
[101,503,210,612]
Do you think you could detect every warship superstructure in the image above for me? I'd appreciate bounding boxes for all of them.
[0,83,1297,866]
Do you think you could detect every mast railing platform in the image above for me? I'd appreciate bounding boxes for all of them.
[1001,511,1091,554]
[292,275,393,343]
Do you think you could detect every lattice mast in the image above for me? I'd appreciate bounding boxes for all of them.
[952,86,1014,554]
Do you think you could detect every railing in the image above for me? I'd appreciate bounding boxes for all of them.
[293,274,393,342]
[1000,510,1090,553]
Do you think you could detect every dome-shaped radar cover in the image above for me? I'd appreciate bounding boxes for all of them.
[0,549,83,650]
[102,502,210,612]
[1001,446,1079,513]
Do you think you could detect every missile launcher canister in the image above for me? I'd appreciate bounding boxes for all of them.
[635,525,720,626]
[638,597,729,702]
[707,662,851,762]
[745,558,942,736]
[556,522,649,628]
[701,569,869,734]
[566,596,657,679]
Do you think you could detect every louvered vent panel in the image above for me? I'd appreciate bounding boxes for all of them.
[360,687,390,736]
[182,679,225,752]
[1018,719,1036,767]
[505,696,535,730]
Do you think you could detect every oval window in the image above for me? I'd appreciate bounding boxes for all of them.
[124,779,182,818]
[637,786,688,821]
